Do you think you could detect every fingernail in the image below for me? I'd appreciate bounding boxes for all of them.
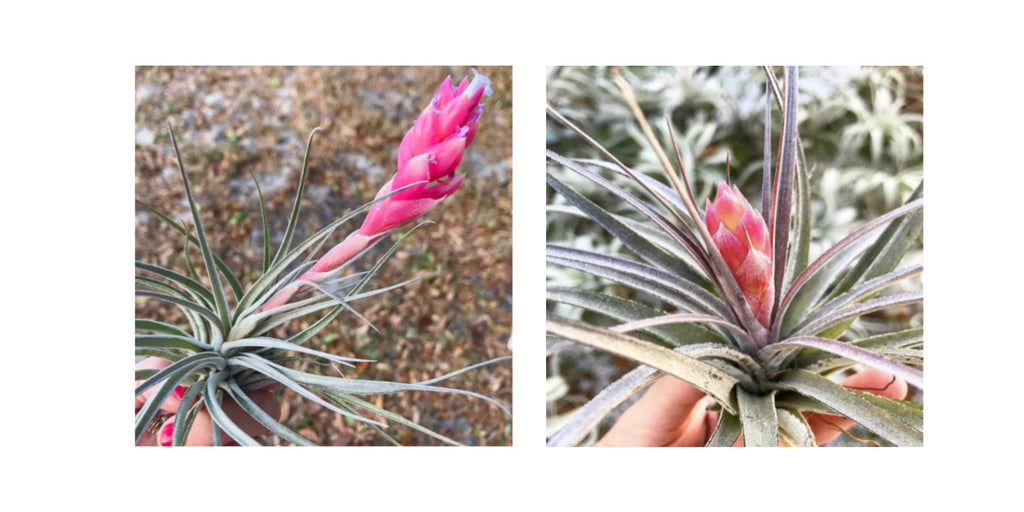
[158,422,175,447]
[173,385,187,400]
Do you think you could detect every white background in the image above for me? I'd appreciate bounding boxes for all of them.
[2,1,1021,510]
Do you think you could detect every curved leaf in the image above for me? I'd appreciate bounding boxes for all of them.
[226,378,314,446]
[167,125,231,338]
[773,370,922,446]
[135,334,214,352]
[321,391,463,446]
[135,290,222,328]
[227,354,383,426]
[612,313,755,353]
[134,352,227,398]
[829,182,923,300]
[548,204,694,263]
[547,287,725,347]
[775,198,924,340]
[859,393,923,431]
[572,157,688,215]
[271,127,322,268]
[135,319,190,338]
[135,277,207,341]
[252,173,272,273]
[548,344,740,447]
[205,374,260,446]
[236,179,430,316]
[135,261,215,306]
[796,264,922,335]
[777,407,816,447]
[762,336,923,389]
[220,337,373,367]
[546,165,708,285]
[794,291,923,338]
[172,379,205,446]
[548,245,733,320]
[546,317,738,413]
[707,410,742,447]
[547,365,660,447]
[135,359,216,444]
[135,199,244,299]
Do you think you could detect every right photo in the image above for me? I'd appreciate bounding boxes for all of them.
[545,66,924,447]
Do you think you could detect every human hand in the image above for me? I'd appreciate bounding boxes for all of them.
[595,368,908,447]
[135,357,282,446]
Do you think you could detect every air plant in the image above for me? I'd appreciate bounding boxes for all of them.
[546,66,923,447]
[135,70,509,446]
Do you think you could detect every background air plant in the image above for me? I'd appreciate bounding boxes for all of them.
[135,67,512,446]
[546,66,923,447]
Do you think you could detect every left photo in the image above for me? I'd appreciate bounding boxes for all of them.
[135,66,512,446]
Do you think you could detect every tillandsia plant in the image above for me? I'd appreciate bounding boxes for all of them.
[135,69,511,446]
[546,66,923,447]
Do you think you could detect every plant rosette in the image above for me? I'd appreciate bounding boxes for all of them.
[546,66,922,447]
[136,69,510,446]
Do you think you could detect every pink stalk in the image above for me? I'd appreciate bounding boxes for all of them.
[261,70,492,312]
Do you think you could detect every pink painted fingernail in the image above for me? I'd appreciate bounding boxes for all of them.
[173,385,187,400]
[158,422,175,447]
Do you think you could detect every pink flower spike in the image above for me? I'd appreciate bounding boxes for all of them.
[420,173,464,200]
[711,183,746,232]
[428,137,467,177]
[361,198,439,234]
[705,198,720,236]
[437,76,456,104]
[260,70,490,313]
[390,153,432,200]
[706,182,775,328]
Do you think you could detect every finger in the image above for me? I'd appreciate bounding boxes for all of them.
[805,368,909,446]
[597,376,711,447]
[134,357,187,413]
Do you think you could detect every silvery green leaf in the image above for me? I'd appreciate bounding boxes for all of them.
[135,199,244,299]
[737,387,778,447]
[227,378,315,446]
[547,287,725,347]
[167,124,231,338]
[775,198,923,340]
[777,407,816,447]
[547,317,738,413]
[205,376,260,446]
[271,128,322,268]
[227,354,383,426]
[828,182,923,300]
[763,335,923,389]
[548,286,724,346]
[773,370,921,446]
[321,391,463,446]
[796,328,923,374]
[135,319,190,338]
[707,410,742,447]
[548,365,659,447]
[547,165,707,284]
[793,291,923,339]
[135,334,214,352]
[136,261,215,306]
[796,264,922,334]
[548,245,732,319]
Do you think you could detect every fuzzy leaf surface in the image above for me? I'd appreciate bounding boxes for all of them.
[547,318,738,413]
[773,370,922,446]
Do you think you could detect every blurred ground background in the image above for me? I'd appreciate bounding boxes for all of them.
[135,66,512,445]
[546,66,923,446]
